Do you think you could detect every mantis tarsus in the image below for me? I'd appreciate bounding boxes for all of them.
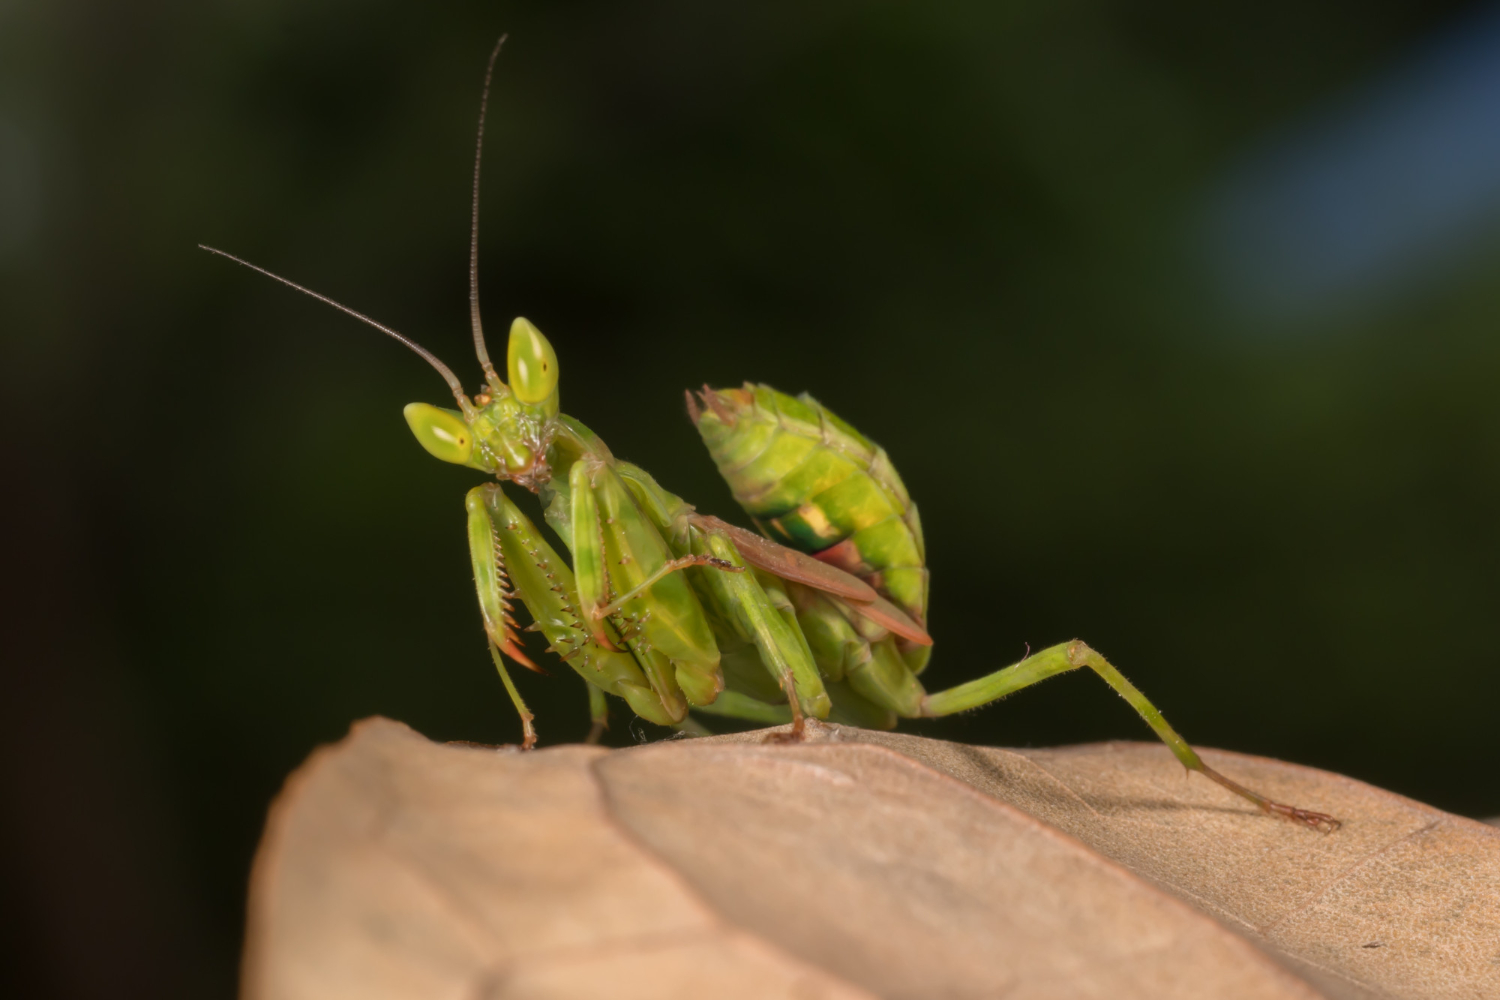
[203,37,1340,833]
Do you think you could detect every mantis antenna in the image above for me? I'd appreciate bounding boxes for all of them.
[197,244,469,402]
[468,34,508,386]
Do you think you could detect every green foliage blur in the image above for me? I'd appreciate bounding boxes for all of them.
[2,1,1496,996]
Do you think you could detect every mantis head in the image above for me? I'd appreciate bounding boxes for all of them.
[203,37,568,490]
[403,317,561,488]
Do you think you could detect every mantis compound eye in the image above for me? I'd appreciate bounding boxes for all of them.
[403,402,474,464]
[506,316,559,406]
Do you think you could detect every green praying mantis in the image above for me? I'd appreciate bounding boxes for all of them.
[203,39,1339,833]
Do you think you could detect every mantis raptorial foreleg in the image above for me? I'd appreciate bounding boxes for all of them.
[465,483,688,738]
[564,460,726,707]
[466,485,541,749]
[487,642,537,750]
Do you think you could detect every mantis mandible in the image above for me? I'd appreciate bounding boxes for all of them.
[203,38,1340,833]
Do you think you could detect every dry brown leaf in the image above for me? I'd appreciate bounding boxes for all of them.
[243,718,1500,1000]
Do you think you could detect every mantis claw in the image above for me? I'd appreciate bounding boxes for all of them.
[1196,761,1342,833]
[1273,805,1342,834]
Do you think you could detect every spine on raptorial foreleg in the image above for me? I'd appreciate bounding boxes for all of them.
[689,383,931,673]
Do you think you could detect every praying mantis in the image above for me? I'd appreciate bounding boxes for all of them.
[203,38,1339,832]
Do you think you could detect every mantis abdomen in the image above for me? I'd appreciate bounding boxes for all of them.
[690,384,930,674]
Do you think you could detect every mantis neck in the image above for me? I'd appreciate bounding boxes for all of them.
[544,413,611,478]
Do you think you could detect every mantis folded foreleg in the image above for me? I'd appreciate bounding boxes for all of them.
[465,483,689,746]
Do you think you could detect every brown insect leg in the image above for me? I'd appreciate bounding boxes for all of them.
[1196,761,1341,833]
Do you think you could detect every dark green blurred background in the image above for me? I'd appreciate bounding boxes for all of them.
[4,1,1499,996]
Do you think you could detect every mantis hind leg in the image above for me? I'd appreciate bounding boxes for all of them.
[876,640,1340,832]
